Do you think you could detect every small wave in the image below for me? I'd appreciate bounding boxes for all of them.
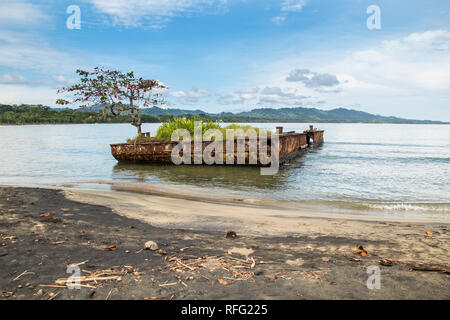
[328,142,449,148]
[320,154,450,164]
[367,203,450,213]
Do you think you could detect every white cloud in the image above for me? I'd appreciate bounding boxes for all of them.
[267,30,450,99]
[333,29,450,93]
[0,1,77,76]
[216,30,450,118]
[0,30,81,74]
[288,29,450,119]
[217,87,260,105]
[281,0,308,12]
[286,69,340,88]
[89,0,229,27]
[171,90,188,98]
[0,0,49,26]
[51,75,76,85]
[261,86,308,99]
[170,88,210,102]
[235,87,259,101]
[272,15,286,25]
[217,86,311,107]
[273,0,308,24]
[0,73,28,84]
[52,75,67,83]
[0,84,58,106]
[0,1,79,107]
[258,86,309,106]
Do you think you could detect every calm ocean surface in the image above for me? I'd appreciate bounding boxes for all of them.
[0,123,449,216]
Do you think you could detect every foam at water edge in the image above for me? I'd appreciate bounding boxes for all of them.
[368,203,450,213]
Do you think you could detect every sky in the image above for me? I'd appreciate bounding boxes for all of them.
[0,0,449,121]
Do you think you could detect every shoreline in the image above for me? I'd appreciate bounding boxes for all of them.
[64,182,450,238]
[1,185,449,300]
[2,181,449,227]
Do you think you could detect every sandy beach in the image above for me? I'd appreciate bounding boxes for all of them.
[1,185,449,300]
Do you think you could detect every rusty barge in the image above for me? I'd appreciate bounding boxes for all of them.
[110,125,324,165]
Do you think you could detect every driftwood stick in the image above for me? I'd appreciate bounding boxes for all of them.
[105,288,117,300]
[55,276,120,285]
[40,285,66,288]
[250,257,256,269]
[176,259,195,271]
[67,260,88,268]
[379,258,450,274]
[40,284,96,289]
[158,282,178,287]
[13,270,34,281]
[257,261,278,265]
[48,292,60,300]
[227,256,250,264]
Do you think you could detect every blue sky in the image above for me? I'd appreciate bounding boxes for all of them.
[0,0,449,120]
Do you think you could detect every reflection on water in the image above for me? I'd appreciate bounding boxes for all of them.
[112,157,302,191]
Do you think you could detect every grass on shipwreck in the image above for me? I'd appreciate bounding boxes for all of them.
[127,117,269,143]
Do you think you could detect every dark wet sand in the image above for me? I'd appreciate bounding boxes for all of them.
[0,186,449,300]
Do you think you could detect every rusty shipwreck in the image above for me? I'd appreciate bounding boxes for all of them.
[110,125,324,165]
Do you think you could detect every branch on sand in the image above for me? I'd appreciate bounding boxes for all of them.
[379,258,450,274]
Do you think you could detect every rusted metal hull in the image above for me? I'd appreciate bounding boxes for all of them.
[110,127,324,165]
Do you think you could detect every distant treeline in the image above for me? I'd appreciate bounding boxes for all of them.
[0,104,290,125]
[0,104,170,125]
[1,104,446,125]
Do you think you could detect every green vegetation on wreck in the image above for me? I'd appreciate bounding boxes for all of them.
[156,117,221,140]
[126,117,268,143]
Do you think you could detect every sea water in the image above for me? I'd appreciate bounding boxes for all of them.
[0,123,449,217]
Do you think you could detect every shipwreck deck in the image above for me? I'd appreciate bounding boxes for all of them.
[110,126,324,165]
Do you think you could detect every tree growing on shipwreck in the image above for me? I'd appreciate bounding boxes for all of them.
[56,67,166,135]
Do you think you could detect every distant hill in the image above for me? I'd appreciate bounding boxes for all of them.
[141,106,207,116]
[88,105,445,123]
[1,104,447,124]
[139,106,445,124]
[80,105,207,116]
[222,107,441,123]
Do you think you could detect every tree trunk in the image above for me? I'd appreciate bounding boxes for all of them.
[129,96,142,136]
[136,104,142,136]
[130,97,136,126]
